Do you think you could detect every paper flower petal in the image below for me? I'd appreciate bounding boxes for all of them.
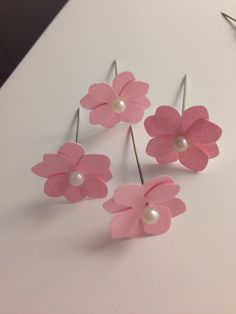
[31,162,54,178]
[145,183,180,203]
[78,154,111,181]
[162,197,186,217]
[110,209,139,239]
[142,205,172,235]
[112,71,135,95]
[44,154,74,174]
[182,106,209,131]
[119,102,144,123]
[186,119,222,144]
[113,184,144,208]
[125,220,145,238]
[44,174,68,197]
[89,104,118,127]
[80,94,101,109]
[154,106,182,136]
[64,186,84,202]
[81,176,108,198]
[103,199,130,213]
[179,144,209,171]
[121,81,149,101]
[58,142,85,166]
[89,83,117,103]
[197,143,219,158]
[146,136,178,163]
[143,176,174,196]
[144,115,160,137]
[130,96,151,109]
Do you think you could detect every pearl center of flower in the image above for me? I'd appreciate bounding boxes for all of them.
[111,99,126,113]
[68,170,84,187]
[143,206,160,224]
[173,136,188,152]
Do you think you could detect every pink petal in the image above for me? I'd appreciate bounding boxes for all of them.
[154,106,182,136]
[131,96,151,109]
[142,205,172,236]
[186,119,222,144]
[78,154,112,181]
[120,81,149,101]
[88,83,117,103]
[197,143,219,158]
[81,176,108,198]
[58,142,85,166]
[44,174,69,197]
[179,144,209,171]
[44,154,74,174]
[144,115,159,137]
[145,183,180,203]
[64,186,84,203]
[80,94,101,109]
[31,162,53,178]
[182,106,209,131]
[89,104,119,128]
[162,197,186,217]
[113,184,144,208]
[103,199,130,213]
[112,71,135,95]
[143,176,174,196]
[119,102,144,123]
[125,220,145,238]
[146,136,178,163]
[110,209,140,239]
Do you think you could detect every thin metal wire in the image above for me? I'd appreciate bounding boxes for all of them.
[221,12,236,23]
[75,107,80,143]
[130,126,144,185]
[114,59,118,76]
[182,74,187,114]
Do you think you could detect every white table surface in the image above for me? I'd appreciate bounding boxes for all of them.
[0,1,236,313]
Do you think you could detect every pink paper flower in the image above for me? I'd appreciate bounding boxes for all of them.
[145,106,222,171]
[103,176,186,239]
[80,71,150,128]
[32,142,112,202]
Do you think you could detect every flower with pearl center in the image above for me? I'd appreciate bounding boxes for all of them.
[80,71,150,127]
[103,176,186,239]
[145,105,222,171]
[32,142,112,203]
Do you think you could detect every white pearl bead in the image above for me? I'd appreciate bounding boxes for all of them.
[143,207,160,224]
[112,99,126,113]
[68,170,84,187]
[174,136,188,152]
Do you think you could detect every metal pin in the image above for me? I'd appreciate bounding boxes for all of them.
[75,107,80,143]
[221,12,236,23]
[129,126,144,185]
[182,74,187,114]
[114,59,118,76]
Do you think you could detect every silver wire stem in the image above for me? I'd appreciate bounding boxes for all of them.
[75,107,80,143]
[182,74,187,114]
[114,59,118,76]
[221,12,236,23]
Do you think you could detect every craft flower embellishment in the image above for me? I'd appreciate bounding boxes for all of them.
[80,71,150,128]
[145,106,222,171]
[103,176,186,239]
[32,143,112,202]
